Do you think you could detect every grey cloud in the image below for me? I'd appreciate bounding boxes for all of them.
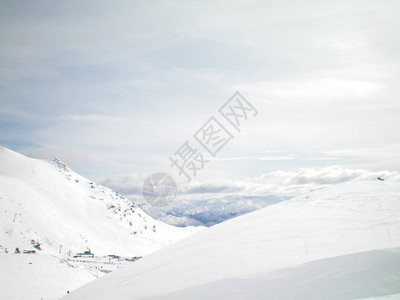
[1,0,399,180]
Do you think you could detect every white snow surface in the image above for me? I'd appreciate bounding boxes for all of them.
[0,146,200,299]
[66,178,400,299]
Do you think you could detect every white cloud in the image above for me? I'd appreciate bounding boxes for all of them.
[100,166,400,204]
[257,155,297,161]
[232,78,382,103]
[215,154,297,161]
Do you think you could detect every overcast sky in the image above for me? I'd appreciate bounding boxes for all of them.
[1,0,399,186]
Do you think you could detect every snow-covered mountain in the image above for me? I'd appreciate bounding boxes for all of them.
[0,146,200,299]
[103,166,399,228]
[138,195,287,227]
[66,179,400,299]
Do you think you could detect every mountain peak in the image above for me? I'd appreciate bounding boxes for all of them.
[0,147,201,299]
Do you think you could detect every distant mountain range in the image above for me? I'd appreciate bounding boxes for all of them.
[139,194,288,227]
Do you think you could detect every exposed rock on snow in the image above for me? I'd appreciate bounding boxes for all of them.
[0,146,200,300]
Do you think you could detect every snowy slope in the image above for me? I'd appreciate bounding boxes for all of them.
[0,253,100,300]
[65,179,400,299]
[0,146,200,299]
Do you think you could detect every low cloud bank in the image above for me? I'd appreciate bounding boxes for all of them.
[100,166,400,202]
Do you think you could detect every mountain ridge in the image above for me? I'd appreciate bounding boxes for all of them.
[0,146,200,299]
